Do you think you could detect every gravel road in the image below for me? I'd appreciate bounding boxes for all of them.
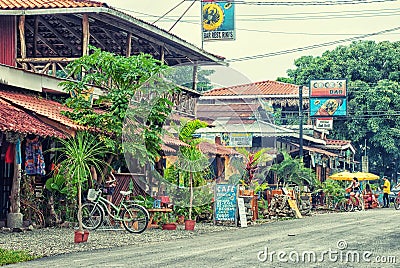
[3,209,400,268]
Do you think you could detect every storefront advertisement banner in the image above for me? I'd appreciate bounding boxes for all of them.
[202,1,235,41]
[310,98,347,117]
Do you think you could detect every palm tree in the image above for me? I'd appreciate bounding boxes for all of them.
[178,119,208,221]
[269,151,317,187]
[51,131,109,232]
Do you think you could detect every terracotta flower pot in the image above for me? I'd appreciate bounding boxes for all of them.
[162,223,177,230]
[74,230,89,243]
[184,219,195,231]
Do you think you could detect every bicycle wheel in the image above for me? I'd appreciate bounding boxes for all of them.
[121,204,149,234]
[82,202,104,230]
[344,201,354,212]
[394,197,400,210]
[335,199,347,212]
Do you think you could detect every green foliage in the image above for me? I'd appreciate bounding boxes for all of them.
[269,151,317,187]
[165,65,215,92]
[131,195,155,209]
[60,46,177,165]
[48,131,110,231]
[230,148,272,190]
[0,248,37,265]
[284,40,400,176]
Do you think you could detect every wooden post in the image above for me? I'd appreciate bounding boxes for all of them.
[82,14,89,56]
[159,45,165,64]
[192,64,198,92]
[18,15,26,69]
[126,32,132,57]
[7,138,23,228]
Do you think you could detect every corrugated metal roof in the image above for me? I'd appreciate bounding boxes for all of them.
[0,98,65,137]
[0,0,105,9]
[203,80,309,97]
[0,90,85,130]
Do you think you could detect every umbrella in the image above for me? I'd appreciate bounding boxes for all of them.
[329,171,379,181]
[351,172,379,181]
[328,171,354,181]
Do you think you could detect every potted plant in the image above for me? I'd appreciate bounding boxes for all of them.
[158,213,177,230]
[174,206,188,225]
[177,119,209,231]
[50,131,109,243]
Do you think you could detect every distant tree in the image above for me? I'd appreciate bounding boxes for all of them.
[166,65,215,92]
[283,40,400,176]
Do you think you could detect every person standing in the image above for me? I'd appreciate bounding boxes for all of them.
[382,177,391,208]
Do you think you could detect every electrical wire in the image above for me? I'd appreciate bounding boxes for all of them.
[168,0,197,32]
[153,0,186,24]
[191,0,399,6]
[227,26,400,62]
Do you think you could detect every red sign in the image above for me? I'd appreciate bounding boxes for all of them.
[310,80,346,97]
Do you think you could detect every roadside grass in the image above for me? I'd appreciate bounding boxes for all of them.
[0,248,37,266]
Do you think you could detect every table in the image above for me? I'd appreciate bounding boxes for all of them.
[147,208,173,228]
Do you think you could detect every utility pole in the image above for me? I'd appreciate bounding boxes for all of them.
[299,85,304,160]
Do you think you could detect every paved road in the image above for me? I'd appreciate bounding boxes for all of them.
[8,209,400,268]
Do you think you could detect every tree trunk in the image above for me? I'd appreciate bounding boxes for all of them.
[77,183,83,231]
[189,172,193,221]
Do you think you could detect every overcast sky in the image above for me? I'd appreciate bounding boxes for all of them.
[105,0,400,83]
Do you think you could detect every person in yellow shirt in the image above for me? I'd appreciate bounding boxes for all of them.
[382,177,391,208]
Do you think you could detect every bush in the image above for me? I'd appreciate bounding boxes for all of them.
[0,248,37,265]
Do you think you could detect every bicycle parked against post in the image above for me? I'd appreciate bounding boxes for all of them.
[81,186,149,233]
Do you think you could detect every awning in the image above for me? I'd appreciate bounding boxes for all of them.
[291,143,337,157]
[0,99,65,138]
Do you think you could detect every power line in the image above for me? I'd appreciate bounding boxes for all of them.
[153,0,186,24]
[191,0,398,6]
[227,26,400,62]
[168,1,197,32]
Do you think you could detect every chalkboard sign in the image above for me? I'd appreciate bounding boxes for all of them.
[214,184,237,223]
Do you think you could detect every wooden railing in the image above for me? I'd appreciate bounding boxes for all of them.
[16,57,78,78]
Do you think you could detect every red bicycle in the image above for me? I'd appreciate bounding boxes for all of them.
[394,192,400,210]
[345,192,363,212]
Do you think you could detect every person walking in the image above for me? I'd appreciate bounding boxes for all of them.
[382,177,391,208]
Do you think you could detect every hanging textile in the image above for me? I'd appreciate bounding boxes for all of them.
[4,144,14,164]
[25,136,45,176]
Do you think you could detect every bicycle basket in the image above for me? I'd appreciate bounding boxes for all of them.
[87,189,99,201]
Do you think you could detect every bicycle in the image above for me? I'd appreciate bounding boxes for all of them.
[81,186,149,233]
[345,192,363,212]
[394,192,400,210]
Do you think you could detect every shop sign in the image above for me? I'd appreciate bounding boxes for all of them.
[214,184,237,222]
[202,1,235,41]
[221,133,252,147]
[310,79,346,97]
[315,117,333,130]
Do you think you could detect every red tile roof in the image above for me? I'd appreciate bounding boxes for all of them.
[198,141,239,155]
[0,90,85,130]
[203,80,309,97]
[0,0,105,9]
[325,139,351,146]
[196,103,260,124]
[0,98,65,137]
